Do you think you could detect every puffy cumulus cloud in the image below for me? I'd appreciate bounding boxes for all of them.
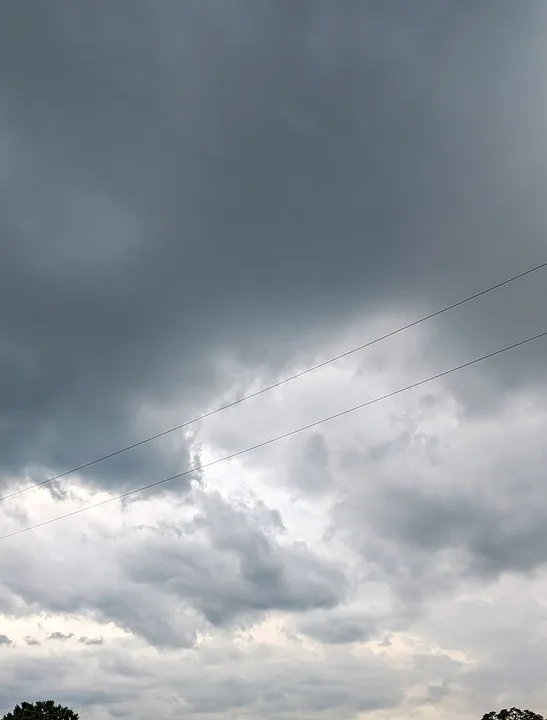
[2,2,547,720]
[333,384,547,602]
[0,313,544,717]
[123,493,346,626]
[181,316,546,714]
[197,313,547,599]
[0,487,346,649]
[2,0,547,492]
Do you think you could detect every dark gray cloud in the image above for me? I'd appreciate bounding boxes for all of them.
[371,482,547,579]
[0,635,12,646]
[24,637,40,647]
[121,491,347,629]
[298,608,377,644]
[1,0,547,492]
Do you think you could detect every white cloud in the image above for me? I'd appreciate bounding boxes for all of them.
[0,311,546,718]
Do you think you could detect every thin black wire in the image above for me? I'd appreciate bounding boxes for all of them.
[1,261,546,504]
[1,329,545,542]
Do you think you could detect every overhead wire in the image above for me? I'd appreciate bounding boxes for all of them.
[1,328,546,541]
[1,260,546,504]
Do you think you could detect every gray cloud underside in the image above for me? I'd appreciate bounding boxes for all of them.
[1,0,547,488]
[0,641,404,719]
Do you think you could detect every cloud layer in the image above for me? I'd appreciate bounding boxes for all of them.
[1,2,547,719]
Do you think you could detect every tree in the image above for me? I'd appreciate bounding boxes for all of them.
[1,701,79,720]
[482,709,545,720]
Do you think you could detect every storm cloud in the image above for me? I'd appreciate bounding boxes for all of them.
[1,2,547,719]
[1,0,546,490]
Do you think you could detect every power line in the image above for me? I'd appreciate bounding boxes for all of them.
[1,260,545,504]
[1,329,545,542]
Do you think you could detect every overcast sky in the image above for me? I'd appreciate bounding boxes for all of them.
[1,2,547,719]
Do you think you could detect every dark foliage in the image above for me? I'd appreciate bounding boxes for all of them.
[1,701,78,720]
[482,709,545,720]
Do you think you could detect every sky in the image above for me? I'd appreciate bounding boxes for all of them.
[1,1,547,718]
